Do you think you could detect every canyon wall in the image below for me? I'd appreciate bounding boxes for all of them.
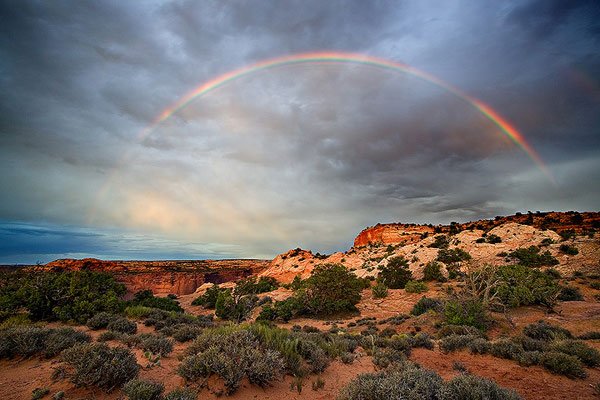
[40,258,270,296]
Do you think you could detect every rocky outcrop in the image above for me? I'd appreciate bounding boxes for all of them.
[353,224,434,247]
[39,258,270,296]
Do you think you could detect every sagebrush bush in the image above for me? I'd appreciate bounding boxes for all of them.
[437,325,484,338]
[522,321,573,342]
[489,339,524,360]
[578,331,600,340]
[468,338,492,354]
[97,330,121,342]
[107,317,137,334]
[163,387,197,400]
[298,339,330,373]
[439,334,480,353]
[441,374,521,400]
[338,365,444,400]
[0,326,49,358]
[539,351,587,379]
[436,248,471,264]
[170,324,203,342]
[86,312,119,330]
[550,340,600,367]
[43,328,91,358]
[411,296,442,316]
[405,280,428,294]
[372,347,407,369]
[123,379,164,400]
[411,333,434,350]
[61,343,139,391]
[136,334,174,356]
[124,306,154,320]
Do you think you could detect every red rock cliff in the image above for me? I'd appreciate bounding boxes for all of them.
[40,258,270,296]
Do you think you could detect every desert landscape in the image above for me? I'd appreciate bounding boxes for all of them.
[0,211,599,399]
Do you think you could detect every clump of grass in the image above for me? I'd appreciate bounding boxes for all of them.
[123,379,164,400]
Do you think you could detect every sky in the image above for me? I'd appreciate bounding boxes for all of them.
[0,0,599,264]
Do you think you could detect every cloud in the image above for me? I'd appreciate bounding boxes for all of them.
[0,0,598,262]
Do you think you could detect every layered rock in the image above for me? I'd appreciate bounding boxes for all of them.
[40,258,270,296]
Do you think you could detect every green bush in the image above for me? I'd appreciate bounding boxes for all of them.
[191,284,225,308]
[557,286,583,301]
[550,340,600,367]
[299,263,363,315]
[31,388,50,400]
[371,282,388,298]
[437,325,484,338]
[422,261,446,282]
[0,326,49,358]
[163,387,197,400]
[493,265,559,308]
[411,297,442,316]
[215,291,258,322]
[61,343,139,391]
[405,280,428,293]
[235,276,279,295]
[372,347,407,369]
[444,298,487,330]
[429,235,450,249]
[486,234,502,244]
[170,324,202,342]
[0,271,126,323]
[559,244,578,255]
[468,338,492,354]
[441,374,521,400]
[124,306,154,320]
[489,339,524,360]
[86,312,119,330]
[540,351,587,379]
[508,246,558,267]
[123,379,164,400]
[578,331,600,340]
[378,257,413,289]
[107,317,137,334]
[130,290,183,313]
[437,248,471,264]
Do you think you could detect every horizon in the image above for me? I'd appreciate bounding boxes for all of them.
[1,1,599,264]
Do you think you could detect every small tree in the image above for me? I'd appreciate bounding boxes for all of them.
[377,257,413,289]
[300,264,362,315]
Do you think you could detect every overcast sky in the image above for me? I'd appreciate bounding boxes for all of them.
[1,0,598,263]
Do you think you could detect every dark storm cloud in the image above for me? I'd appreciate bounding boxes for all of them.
[0,0,598,262]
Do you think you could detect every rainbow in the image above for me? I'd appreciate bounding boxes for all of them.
[139,51,550,180]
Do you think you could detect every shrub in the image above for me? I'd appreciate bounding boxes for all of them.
[300,263,363,315]
[235,276,279,295]
[559,229,576,241]
[444,298,487,330]
[31,388,50,400]
[559,244,578,255]
[371,283,388,299]
[557,286,583,301]
[412,333,434,350]
[441,374,521,400]
[405,281,428,293]
[429,235,450,249]
[163,387,197,400]
[539,351,587,379]
[43,328,91,358]
[493,264,559,308]
[550,340,600,367]
[372,347,407,368]
[136,334,174,356]
[338,366,444,400]
[86,312,119,330]
[61,343,139,391]
[170,324,202,342]
[439,334,480,352]
[107,317,137,334]
[1,271,126,323]
[508,246,558,267]
[489,339,523,360]
[469,338,492,354]
[437,248,471,264]
[523,321,572,342]
[124,306,154,320]
[130,290,183,313]
[411,297,442,316]
[378,257,413,289]
[0,326,49,358]
[437,325,484,338]
[578,331,600,340]
[123,379,164,400]
[298,339,330,373]
[486,234,502,244]
[191,284,224,308]
[215,291,258,322]
[422,261,446,282]
[97,331,121,342]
